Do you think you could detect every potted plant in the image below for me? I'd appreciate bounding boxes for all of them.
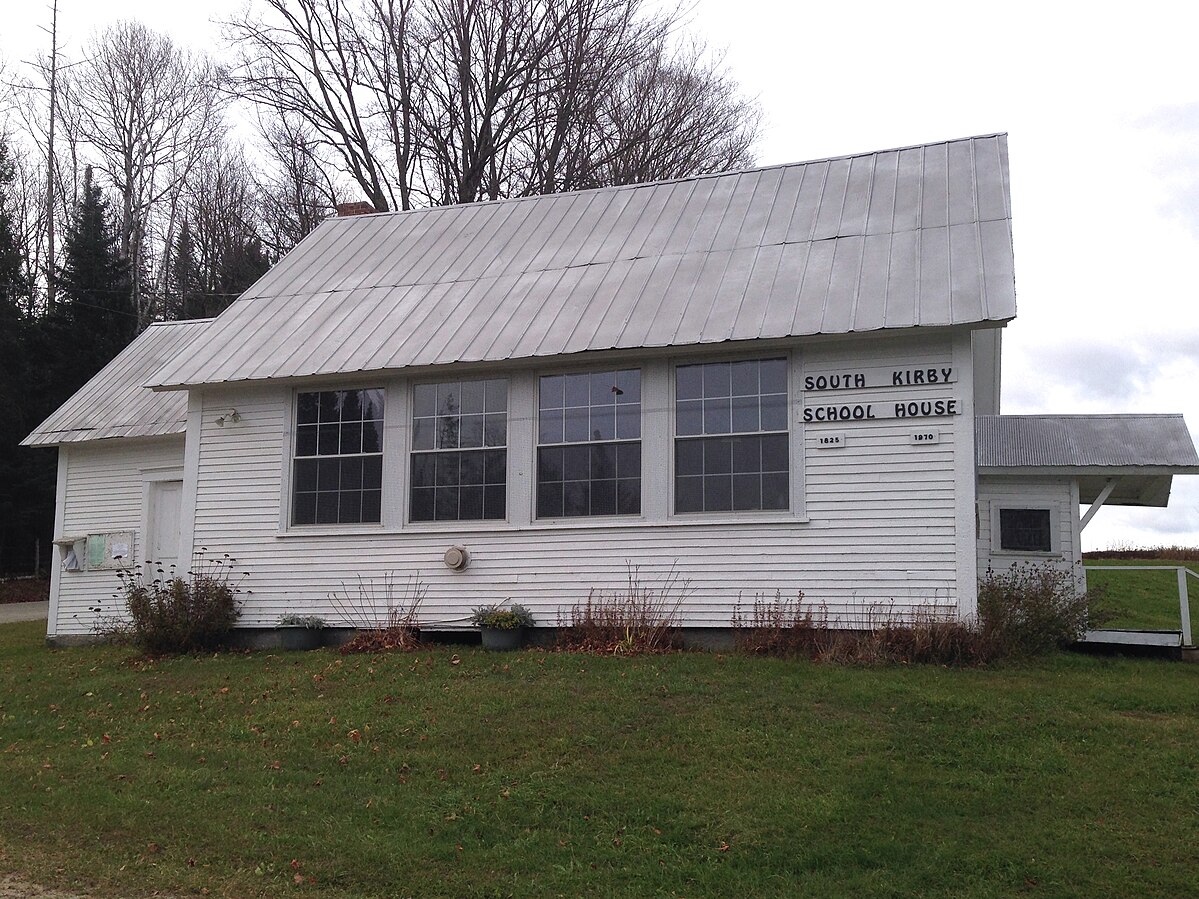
[470,603,535,651]
[276,614,327,651]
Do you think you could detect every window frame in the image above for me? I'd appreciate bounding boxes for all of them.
[991,504,1061,556]
[406,375,511,525]
[668,349,804,522]
[533,365,645,522]
[287,386,388,528]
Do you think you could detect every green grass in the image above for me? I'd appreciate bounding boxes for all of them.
[3,620,1199,898]
[1085,557,1199,631]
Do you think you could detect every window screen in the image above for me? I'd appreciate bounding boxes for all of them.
[675,359,789,513]
[999,508,1052,553]
[293,389,384,525]
[410,379,507,521]
[537,369,641,517]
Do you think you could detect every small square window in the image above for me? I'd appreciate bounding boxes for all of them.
[998,509,1053,553]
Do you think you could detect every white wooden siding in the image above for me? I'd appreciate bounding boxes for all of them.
[51,437,185,635]
[976,476,1080,578]
[184,332,972,630]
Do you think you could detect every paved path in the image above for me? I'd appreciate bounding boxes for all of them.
[0,601,48,624]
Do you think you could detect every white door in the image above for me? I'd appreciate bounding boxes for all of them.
[147,480,183,575]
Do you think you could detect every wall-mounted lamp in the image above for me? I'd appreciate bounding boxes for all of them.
[215,409,242,427]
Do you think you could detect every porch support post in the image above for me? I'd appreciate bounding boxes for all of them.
[1080,478,1119,531]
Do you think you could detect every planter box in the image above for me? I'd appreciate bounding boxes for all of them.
[277,627,323,651]
[480,627,525,651]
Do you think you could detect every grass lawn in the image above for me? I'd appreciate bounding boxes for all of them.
[1085,558,1199,631]
[2,620,1199,898]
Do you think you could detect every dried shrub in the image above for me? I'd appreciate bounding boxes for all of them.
[732,591,824,656]
[558,565,692,654]
[0,576,50,605]
[115,553,245,655]
[339,626,422,654]
[1083,545,1199,562]
[733,592,994,665]
[848,611,992,666]
[977,563,1110,657]
[333,572,427,654]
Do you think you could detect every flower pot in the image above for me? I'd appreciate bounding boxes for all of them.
[278,626,323,651]
[480,626,525,651]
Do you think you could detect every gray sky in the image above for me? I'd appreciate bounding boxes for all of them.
[5,0,1198,550]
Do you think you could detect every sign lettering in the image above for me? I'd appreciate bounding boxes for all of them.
[802,398,959,422]
[803,365,956,392]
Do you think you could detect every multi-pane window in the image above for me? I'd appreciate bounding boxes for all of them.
[410,379,508,521]
[537,370,641,518]
[293,389,384,525]
[675,359,789,513]
[999,508,1052,552]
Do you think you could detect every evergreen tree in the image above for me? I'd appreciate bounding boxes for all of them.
[0,140,28,312]
[213,234,270,316]
[167,220,205,320]
[54,166,136,379]
[0,137,43,572]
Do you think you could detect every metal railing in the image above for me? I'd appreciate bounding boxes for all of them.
[1084,565,1197,647]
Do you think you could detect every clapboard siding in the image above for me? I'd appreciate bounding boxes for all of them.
[52,437,184,635]
[976,476,1080,576]
[185,334,971,630]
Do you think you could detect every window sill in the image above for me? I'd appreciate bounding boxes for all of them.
[276,514,811,539]
[989,549,1063,559]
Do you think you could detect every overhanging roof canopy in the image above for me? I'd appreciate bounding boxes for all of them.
[23,319,211,447]
[976,414,1199,507]
[147,133,1016,391]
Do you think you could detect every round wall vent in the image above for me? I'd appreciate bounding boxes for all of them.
[443,545,470,571]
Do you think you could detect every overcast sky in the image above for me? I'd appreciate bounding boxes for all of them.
[4,0,1198,550]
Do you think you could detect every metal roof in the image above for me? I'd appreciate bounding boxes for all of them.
[147,133,1015,390]
[23,319,211,447]
[976,414,1199,469]
[977,414,1199,507]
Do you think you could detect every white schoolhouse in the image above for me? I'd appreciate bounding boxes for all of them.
[25,133,1199,643]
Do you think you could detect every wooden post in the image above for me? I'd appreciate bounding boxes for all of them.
[1179,568,1192,648]
[34,538,41,576]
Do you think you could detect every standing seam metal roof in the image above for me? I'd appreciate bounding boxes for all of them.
[147,133,1016,390]
[22,319,211,447]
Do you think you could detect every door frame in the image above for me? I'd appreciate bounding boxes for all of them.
[140,466,185,573]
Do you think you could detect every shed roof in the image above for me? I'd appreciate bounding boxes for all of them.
[976,414,1199,507]
[23,319,210,447]
[147,133,1015,390]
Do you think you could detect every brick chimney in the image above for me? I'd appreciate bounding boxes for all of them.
[336,201,376,217]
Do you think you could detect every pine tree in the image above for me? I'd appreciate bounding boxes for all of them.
[213,234,270,316]
[167,220,205,320]
[55,165,136,377]
[0,139,42,577]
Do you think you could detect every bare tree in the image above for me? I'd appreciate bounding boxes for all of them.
[225,0,405,211]
[224,0,760,209]
[593,39,760,186]
[67,22,225,325]
[255,111,336,256]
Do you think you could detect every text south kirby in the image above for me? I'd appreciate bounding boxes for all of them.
[803,368,954,391]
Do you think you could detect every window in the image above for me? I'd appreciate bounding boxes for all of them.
[675,358,789,513]
[537,369,641,518]
[410,379,507,521]
[293,389,384,525]
[999,508,1052,553]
